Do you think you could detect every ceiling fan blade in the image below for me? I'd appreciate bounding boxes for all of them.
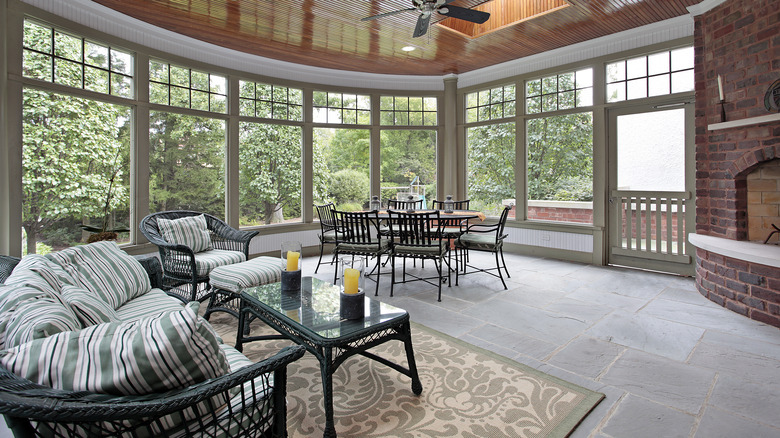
[361,8,416,22]
[413,13,432,38]
[438,5,490,24]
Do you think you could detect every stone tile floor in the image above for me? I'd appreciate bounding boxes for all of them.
[3,251,776,438]
[304,251,780,438]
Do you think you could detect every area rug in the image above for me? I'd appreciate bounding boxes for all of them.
[209,316,604,437]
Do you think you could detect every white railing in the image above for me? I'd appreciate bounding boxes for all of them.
[612,190,691,260]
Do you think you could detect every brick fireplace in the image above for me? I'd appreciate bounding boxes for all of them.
[691,0,780,328]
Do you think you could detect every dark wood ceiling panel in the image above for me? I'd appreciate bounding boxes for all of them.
[90,0,699,75]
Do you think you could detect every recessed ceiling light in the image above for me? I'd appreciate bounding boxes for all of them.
[402,46,416,52]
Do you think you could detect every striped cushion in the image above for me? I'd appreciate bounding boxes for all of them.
[61,285,121,326]
[0,301,229,395]
[47,241,151,310]
[456,233,502,251]
[0,286,47,349]
[3,294,81,349]
[158,214,212,253]
[4,255,68,297]
[194,249,246,276]
[115,288,185,322]
[336,239,390,255]
[210,257,283,293]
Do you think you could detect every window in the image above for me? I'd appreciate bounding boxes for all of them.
[606,47,694,102]
[239,81,303,121]
[526,69,593,114]
[466,123,516,217]
[466,85,516,123]
[313,128,370,210]
[23,20,133,98]
[380,96,437,126]
[239,123,302,226]
[380,130,437,204]
[149,60,227,113]
[526,112,593,224]
[149,112,226,218]
[22,89,131,254]
[313,91,370,124]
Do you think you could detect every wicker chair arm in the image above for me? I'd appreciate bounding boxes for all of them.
[134,255,164,290]
[0,255,21,284]
[0,345,305,423]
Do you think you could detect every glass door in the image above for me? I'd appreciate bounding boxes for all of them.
[607,104,695,275]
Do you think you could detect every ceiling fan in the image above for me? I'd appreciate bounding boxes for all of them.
[361,0,491,38]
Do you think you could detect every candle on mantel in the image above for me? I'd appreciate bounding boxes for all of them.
[343,268,360,294]
[718,75,724,101]
[286,251,300,271]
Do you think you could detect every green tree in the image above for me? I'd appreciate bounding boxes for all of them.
[467,122,516,215]
[380,130,436,187]
[239,123,302,225]
[527,113,593,201]
[149,112,225,217]
[22,89,130,254]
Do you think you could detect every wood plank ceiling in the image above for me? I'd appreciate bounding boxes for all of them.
[91,0,700,76]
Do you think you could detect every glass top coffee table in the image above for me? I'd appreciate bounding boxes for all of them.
[236,276,422,438]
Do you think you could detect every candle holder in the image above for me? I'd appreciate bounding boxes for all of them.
[719,99,727,123]
[443,195,454,213]
[339,257,365,320]
[281,241,302,291]
[370,195,382,212]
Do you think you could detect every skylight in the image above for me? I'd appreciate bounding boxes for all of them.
[437,0,569,39]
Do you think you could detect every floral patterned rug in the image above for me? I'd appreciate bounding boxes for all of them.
[210,315,604,437]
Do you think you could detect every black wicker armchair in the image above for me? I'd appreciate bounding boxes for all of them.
[139,211,259,303]
[0,254,305,438]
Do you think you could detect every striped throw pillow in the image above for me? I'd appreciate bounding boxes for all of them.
[3,294,82,349]
[61,285,121,326]
[158,214,212,254]
[0,302,229,395]
[47,241,151,310]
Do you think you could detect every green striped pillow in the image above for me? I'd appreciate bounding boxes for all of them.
[3,294,82,349]
[158,214,212,254]
[61,285,121,326]
[0,285,63,349]
[47,241,151,309]
[0,302,229,395]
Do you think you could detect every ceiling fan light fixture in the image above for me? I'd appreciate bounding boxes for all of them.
[439,7,449,14]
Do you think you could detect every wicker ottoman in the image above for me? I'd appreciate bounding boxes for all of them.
[204,256,283,320]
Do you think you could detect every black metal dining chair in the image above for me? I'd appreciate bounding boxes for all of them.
[387,199,424,211]
[314,202,338,273]
[332,210,389,296]
[387,210,450,302]
[432,199,472,268]
[455,206,511,289]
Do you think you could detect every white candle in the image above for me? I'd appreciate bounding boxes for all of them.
[717,75,724,101]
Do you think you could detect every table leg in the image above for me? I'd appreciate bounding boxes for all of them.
[402,322,423,395]
[321,346,337,438]
[235,307,245,353]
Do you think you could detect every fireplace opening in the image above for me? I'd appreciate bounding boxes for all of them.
[747,158,780,245]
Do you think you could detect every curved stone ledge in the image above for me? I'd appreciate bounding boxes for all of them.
[689,233,780,268]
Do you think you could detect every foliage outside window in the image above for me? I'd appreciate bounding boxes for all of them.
[466,85,516,123]
[466,123,516,217]
[526,69,593,114]
[239,123,303,226]
[149,60,227,113]
[239,81,303,121]
[313,91,370,124]
[313,128,369,211]
[149,111,226,218]
[380,130,436,205]
[22,20,133,98]
[22,89,131,255]
[379,96,437,126]
[606,47,694,102]
[527,112,593,224]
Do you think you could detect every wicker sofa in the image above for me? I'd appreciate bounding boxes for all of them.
[0,242,303,438]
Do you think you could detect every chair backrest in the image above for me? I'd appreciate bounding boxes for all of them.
[387,210,442,247]
[431,199,470,211]
[139,210,216,246]
[314,203,337,231]
[387,199,424,210]
[334,210,381,245]
[497,205,511,239]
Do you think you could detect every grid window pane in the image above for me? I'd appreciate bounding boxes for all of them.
[380,95,437,126]
[466,84,515,122]
[606,46,693,102]
[314,91,371,124]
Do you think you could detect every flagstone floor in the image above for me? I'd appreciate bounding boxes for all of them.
[304,251,780,438]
